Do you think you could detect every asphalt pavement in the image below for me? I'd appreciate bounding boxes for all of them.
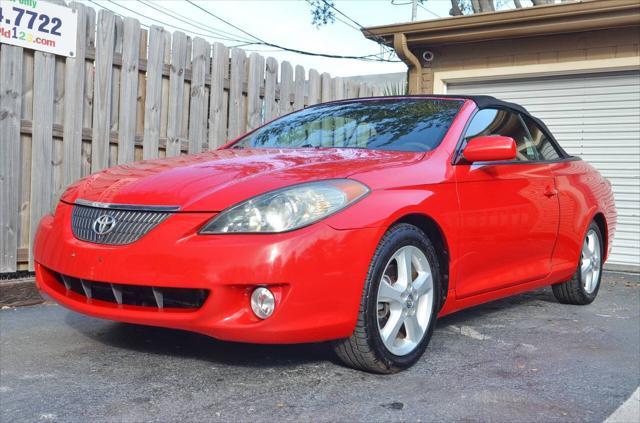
[1,272,638,422]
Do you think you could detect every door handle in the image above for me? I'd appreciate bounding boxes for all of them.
[544,186,558,197]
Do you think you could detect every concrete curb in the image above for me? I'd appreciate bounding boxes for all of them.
[0,277,44,308]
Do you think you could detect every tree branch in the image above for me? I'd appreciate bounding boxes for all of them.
[449,0,464,16]
[479,0,495,12]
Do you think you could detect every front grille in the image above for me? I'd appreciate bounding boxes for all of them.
[52,272,209,310]
[71,200,178,245]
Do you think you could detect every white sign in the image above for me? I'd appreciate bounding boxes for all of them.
[0,0,78,57]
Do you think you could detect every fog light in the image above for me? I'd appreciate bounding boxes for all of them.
[251,287,275,319]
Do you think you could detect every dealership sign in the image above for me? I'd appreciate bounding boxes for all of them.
[0,0,77,57]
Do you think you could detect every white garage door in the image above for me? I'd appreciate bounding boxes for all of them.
[449,71,640,269]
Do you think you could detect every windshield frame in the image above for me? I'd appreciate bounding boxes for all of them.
[226,97,465,153]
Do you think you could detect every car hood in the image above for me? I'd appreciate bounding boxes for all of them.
[61,148,424,212]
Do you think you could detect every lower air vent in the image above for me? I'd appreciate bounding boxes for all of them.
[52,272,209,310]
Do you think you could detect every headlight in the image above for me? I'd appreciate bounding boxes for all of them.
[200,179,369,234]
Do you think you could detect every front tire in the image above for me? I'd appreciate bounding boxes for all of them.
[332,224,441,374]
[552,221,603,305]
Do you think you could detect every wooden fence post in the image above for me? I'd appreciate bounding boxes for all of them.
[117,17,141,164]
[227,48,246,139]
[91,10,116,172]
[135,28,148,161]
[308,69,320,106]
[358,82,370,98]
[333,77,345,100]
[247,53,265,131]
[166,31,188,157]
[29,52,56,269]
[280,61,294,115]
[208,43,228,149]
[264,57,278,122]
[188,37,210,154]
[81,6,96,176]
[110,16,123,148]
[0,45,23,273]
[321,72,332,103]
[62,2,87,187]
[293,65,305,111]
[142,26,165,160]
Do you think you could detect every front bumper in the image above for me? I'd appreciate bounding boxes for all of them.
[34,202,382,343]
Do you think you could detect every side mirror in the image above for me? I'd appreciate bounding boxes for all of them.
[462,135,517,163]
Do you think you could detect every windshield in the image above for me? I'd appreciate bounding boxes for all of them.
[232,99,463,152]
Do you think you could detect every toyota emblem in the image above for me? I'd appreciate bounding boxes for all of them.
[92,214,117,235]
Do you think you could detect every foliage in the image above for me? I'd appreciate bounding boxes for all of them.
[309,0,336,28]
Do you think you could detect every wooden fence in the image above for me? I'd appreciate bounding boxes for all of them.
[0,3,385,273]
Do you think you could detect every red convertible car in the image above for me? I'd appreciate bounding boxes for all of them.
[34,95,616,373]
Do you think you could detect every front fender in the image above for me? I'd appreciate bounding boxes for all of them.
[324,185,460,309]
[324,186,459,273]
[325,186,458,233]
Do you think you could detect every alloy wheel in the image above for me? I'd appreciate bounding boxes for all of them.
[581,228,602,294]
[376,245,434,356]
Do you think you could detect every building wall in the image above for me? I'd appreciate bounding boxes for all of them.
[415,27,639,93]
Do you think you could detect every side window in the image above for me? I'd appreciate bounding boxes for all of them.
[463,108,539,161]
[521,114,561,160]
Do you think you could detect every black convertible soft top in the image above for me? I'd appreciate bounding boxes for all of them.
[427,94,569,158]
[331,94,529,116]
[455,94,529,115]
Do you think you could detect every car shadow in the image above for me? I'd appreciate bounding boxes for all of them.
[63,287,559,368]
[64,311,335,368]
[437,286,558,327]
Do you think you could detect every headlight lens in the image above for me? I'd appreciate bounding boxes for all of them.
[200,179,369,234]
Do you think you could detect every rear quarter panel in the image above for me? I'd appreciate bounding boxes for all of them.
[550,159,617,274]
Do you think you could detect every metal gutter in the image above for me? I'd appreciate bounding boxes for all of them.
[393,33,422,94]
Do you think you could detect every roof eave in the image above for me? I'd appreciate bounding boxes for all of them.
[362,0,640,46]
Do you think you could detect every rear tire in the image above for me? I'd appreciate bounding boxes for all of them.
[332,223,440,374]
[552,221,603,305]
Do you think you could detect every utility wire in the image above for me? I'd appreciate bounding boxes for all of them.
[185,0,267,44]
[303,0,361,32]
[90,0,258,48]
[101,0,254,44]
[87,0,399,62]
[304,0,395,61]
[87,0,150,28]
[184,0,400,62]
[418,3,441,18]
[136,0,255,44]
[319,0,395,55]
[321,0,368,30]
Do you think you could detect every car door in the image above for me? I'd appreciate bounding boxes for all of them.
[454,108,560,298]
